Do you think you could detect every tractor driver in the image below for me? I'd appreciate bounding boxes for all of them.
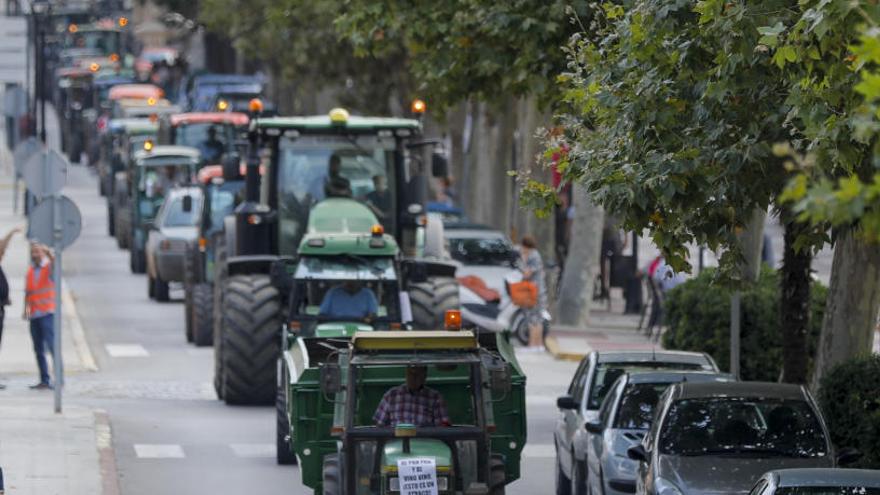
[318,280,378,320]
[324,154,352,198]
[373,365,451,427]
[199,126,225,164]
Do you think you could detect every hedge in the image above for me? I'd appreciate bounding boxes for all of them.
[817,355,880,468]
[661,267,826,381]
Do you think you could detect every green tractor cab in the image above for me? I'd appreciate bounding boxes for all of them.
[106,119,159,242]
[213,106,461,406]
[121,145,200,273]
[280,330,527,494]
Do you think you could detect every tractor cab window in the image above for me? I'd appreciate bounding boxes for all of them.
[65,30,121,55]
[174,123,235,163]
[277,135,397,256]
[141,165,188,199]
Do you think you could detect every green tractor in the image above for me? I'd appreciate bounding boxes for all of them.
[104,118,158,239]
[116,145,200,273]
[213,106,459,405]
[280,329,527,494]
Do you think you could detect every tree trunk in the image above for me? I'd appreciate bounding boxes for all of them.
[740,208,767,283]
[780,213,812,384]
[555,183,604,327]
[810,228,880,390]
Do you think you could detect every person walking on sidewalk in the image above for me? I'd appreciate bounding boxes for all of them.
[24,242,56,390]
[520,235,548,351]
[0,227,22,390]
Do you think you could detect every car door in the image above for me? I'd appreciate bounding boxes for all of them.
[557,354,592,476]
[588,379,622,486]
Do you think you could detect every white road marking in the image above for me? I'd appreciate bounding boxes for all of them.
[230,443,275,458]
[105,344,149,357]
[134,444,185,459]
[522,443,556,459]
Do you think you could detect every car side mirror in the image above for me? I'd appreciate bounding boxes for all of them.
[431,151,448,178]
[320,364,342,395]
[627,444,649,463]
[182,194,193,213]
[837,447,862,466]
[557,395,579,410]
[144,220,155,231]
[585,421,603,434]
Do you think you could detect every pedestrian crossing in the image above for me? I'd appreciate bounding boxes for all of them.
[129,442,557,460]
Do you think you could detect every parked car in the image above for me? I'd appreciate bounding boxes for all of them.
[555,350,720,495]
[750,468,878,495]
[584,371,734,495]
[146,186,203,301]
[628,381,848,495]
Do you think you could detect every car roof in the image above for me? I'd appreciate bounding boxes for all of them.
[671,381,807,401]
[170,112,249,127]
[445,228,508,240]
[624,371,734,385]
[595,350,712,365]
[772,469,880,487]
[166,186,203,198]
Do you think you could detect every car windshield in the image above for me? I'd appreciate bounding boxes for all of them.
[448,236,516,266]
[776,488,880,494]
[162,195,201,227]
[659,398,827,458]
[613,382,672,430]
[277,135,397,255]
[588,361,706,410]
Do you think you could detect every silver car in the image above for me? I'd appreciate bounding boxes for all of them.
[585,371,734,495]
[146,186,202,302]
[750,468,879,495]
[555,350,720,495]
[629,382,845,495]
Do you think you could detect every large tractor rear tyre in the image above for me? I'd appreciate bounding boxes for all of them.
[212,240,228,399]
[183,249,196,343]
[322,455,341,495]
[192,283,213,346]
[107,205,115,236]
[409,277,460,329]
[276,385,297,465]
[219,274,280,405]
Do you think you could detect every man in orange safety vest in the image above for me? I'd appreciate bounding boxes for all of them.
[24,242,55,389]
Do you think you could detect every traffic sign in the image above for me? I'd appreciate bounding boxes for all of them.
[13,137,39,176]
[28,196,82,250]
[23,149,67,198]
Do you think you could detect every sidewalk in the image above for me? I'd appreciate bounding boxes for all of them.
[0,100,112,494]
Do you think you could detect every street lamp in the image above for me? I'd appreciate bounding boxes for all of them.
[30,0,49,143]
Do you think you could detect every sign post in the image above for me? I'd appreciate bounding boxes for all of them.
[23,148,80,413]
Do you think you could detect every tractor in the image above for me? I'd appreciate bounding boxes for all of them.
[212,104,460,405]
[103,118,158,237]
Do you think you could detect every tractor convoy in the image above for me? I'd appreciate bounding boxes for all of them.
[42,7,527,488]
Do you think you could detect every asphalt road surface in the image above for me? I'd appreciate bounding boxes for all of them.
[58,164,577,494]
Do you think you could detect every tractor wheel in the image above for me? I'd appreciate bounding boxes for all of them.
[276,384,297,465]
[409,277,460,329]
[490,456,507,495]
[192,283,213,346]
[322,454,341,495]
[107,205,115,236]
[147,274,155,299]
[115,215,127,248]
[219,274,280,405]
[183,249,196,342]
[99,175,105,196]
[154,276,170,302]
[130,248,146,274]
[212,240,228,400]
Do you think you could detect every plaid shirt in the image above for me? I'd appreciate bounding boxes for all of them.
[373,384,450,427]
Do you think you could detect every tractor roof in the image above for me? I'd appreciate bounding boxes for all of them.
[298,199,398,257]
[171,112,249,127]
[108,84,163,101]
[108,118,159,135]
[134,145,201,166]
[254,114,421,135]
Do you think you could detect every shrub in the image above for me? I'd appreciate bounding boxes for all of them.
[817,355,880,468]
[662,267,826,381]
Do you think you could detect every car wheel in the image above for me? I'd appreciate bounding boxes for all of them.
[556,448,572,495]
[154,277,170,302]
[571,455,587,495]
[148,275,155,299]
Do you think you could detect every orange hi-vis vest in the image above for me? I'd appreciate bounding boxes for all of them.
[26,263,55,315]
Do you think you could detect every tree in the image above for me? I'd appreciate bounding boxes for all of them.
[537,0,831,379]
[772,1,880,388]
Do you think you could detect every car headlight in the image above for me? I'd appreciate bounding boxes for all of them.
[655,477,684,495]
[389,475,450,492]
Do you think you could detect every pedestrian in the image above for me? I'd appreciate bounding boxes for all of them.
[0,227,22,390]
[519,235,548,351]
[24,242,56,390]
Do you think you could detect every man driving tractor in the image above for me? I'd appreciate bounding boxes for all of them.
[373,365,451,427]
[318,280,378,320]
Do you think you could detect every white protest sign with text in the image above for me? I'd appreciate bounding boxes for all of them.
[396,457,438,495]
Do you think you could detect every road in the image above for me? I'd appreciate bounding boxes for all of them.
[57,164,577,494]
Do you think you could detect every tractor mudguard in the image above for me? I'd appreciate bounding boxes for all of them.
[400,258,457,285]
[226,254,279,277]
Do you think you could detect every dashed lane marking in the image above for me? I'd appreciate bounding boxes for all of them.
[229,443,275,458]
[133,444,185,459]
[105,344,149,357]
[522,443,556,459]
